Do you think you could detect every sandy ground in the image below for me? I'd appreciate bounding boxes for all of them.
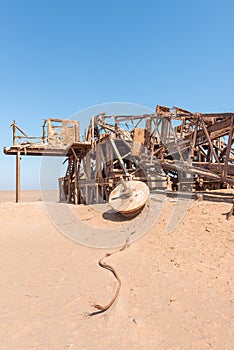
[0,190,233,350]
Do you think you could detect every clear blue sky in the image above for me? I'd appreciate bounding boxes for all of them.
[0,0,234,190]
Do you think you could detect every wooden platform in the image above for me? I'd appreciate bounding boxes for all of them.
[3,142,92,157]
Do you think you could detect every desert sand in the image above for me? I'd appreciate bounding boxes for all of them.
[0,190,233,350]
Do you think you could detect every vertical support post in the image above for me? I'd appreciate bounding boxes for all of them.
[16,151,20,203]
[42,120,46,143]
[145,116,152,146]
[67,156,71,203]
[161,117,168,145]
[74,156,78,205]
[85,184,89,204]
[91,116,94,146]
[12,120,16,145]
[222,117,234,179]
[83,129,86,142]
[188,119,198,164]
[96,184,99,204]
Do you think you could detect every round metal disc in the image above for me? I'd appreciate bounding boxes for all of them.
[109,180,150,214]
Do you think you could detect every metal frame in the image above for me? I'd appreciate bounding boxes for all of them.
[3,106,234,204]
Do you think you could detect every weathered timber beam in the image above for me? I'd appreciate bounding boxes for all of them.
[201,113,234,119]
[167,117,233,152]
[161,160,234,185]
[16,151,20,203]
[109,139,130,176]
[13,124,29,138]
[74,156,78,205]
[219,140,234,159]
[189,120,198,162]
[199,116,221,167]
[193,162,234,176]
[223,117,234,178]
[196,117,231,141]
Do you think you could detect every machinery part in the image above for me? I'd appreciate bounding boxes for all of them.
[88,239,128,316]
[109,180,150,214]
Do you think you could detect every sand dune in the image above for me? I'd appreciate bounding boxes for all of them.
[0,190,233,349]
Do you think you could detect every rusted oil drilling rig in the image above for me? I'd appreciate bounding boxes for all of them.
[4,106,234,206]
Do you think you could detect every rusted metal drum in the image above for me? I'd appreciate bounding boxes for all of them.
[109,180,150,214]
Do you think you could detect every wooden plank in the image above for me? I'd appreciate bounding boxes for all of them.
[133,128,145,144]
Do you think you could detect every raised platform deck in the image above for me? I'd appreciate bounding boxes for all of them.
[3,141,92,157]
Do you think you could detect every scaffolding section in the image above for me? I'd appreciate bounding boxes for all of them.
[3,106,234,204]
